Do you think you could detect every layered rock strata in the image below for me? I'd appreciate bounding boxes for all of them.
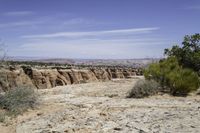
[0,66,142,91]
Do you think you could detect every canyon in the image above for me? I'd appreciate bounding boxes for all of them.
[0,65,142,91]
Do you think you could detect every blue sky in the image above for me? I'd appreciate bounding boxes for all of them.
[0,0,200,59]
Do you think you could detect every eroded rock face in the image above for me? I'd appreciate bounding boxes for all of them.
[0,66,142,91]
[0,68,35,92]
[91,69,111,81]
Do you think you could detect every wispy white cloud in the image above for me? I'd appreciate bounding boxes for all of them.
[11,27,167,59]
[3,11,34,16]
[21,27,159,38]
[11,35,167,58]
[0,14,104,30]
[62,18,105,26]
[63,18,94,25]
[0,20,44,28]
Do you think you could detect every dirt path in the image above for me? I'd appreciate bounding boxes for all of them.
[1,78,200,133]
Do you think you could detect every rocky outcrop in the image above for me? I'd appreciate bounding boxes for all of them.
[0,68,35,91]
[0,66,142,91]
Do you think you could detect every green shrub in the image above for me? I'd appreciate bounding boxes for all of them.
[0,87,37,116]
[144,57,180,85]
[167,68,200,95]
[144,57,200,96]
[127,79,160,98]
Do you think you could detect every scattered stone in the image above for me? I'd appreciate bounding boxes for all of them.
[4,79,200,133]
[37,112,43,116]
[113,127,122,131]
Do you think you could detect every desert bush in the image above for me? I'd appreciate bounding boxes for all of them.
[127,79,160,98]
[0,87,37,116]
[144,57,200,96]
[167,68,200,95]
[144,57,180,85]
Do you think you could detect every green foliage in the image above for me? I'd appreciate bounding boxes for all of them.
[167,68,200,95]
[165,33,200,74]
[144,34,200,96]
[144,57,200,96]
[127,79,160,98]
[145,57,179,86]
[0,88,37,116]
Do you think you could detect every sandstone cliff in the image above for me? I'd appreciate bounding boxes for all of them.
[0,66,142,91]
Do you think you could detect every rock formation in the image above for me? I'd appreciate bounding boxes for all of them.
[0,66,142,91]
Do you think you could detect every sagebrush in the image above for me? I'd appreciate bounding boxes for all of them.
[0,87,37,117]
[127,79,160,98]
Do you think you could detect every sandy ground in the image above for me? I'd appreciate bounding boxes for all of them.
[1,77,200,133]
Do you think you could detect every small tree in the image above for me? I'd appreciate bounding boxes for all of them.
[164,34,200,74]
[144,34,200,96]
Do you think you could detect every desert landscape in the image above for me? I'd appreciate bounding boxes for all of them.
[0,77,200,133]
[1,0,200,133]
